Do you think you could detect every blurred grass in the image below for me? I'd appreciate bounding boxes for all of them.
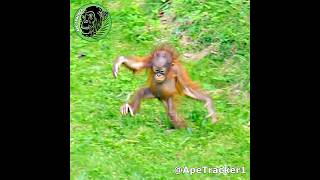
[71,0,250,179]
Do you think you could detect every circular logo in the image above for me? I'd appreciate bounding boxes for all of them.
[74,4,112,41]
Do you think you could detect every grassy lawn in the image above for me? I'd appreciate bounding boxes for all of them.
[70,0,250,179]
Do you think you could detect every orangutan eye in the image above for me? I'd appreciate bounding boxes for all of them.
[153,66,166,74]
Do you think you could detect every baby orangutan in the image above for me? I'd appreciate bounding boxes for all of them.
[112,45,217,128]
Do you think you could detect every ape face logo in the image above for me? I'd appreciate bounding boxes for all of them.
[74,4,112,41]
[80,11,96,36]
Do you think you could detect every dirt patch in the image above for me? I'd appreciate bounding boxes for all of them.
[108,1,121,9]
[180,32,193,47]
[155,1,218,61]
[183,44,218,61]
[219,44,238,73]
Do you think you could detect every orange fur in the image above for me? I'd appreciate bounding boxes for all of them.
[114,44,217,128]
[121,44,201,98]
[146,44,200,98]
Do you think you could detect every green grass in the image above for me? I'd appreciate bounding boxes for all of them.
[71,0,250,179]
